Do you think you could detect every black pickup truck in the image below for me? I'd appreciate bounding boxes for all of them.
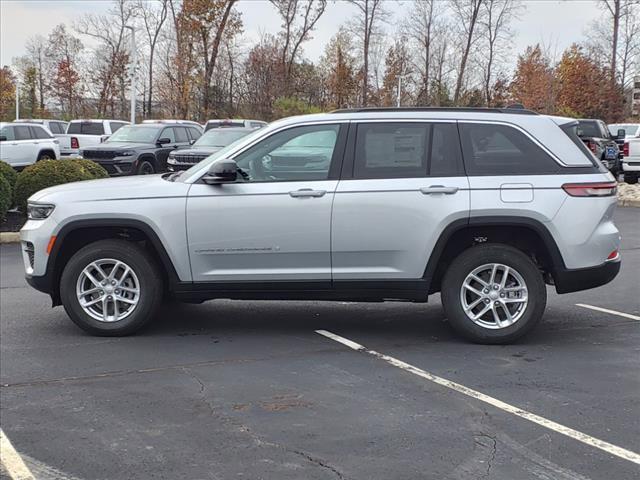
[577,119,624,173]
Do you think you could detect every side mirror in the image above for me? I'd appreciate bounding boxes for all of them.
[617,129,626,139]
[0,135,6,142]
[202,159,238,185]
[157,137,171,145]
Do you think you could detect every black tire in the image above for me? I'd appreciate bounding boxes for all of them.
[137,159,156,175]
[624,173,638,185]
[60,239,163,336]
[441,244,547,344]
[37,151,55,161]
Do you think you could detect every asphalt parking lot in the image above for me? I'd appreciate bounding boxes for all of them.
[1,208,638,480]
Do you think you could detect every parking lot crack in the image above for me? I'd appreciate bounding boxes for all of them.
[181,367,216,417]
[254,438,346,480]
[475,433,497,478]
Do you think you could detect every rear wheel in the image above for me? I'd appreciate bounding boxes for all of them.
[137,159,156,175]
[624,173,638,184]
[60,239,162,336]
[37,151,55,161]
[441,244,547,344]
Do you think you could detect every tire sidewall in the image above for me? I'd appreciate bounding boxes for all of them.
[60,241,162,336]
[441,244,547,344]
[137,159,155,175]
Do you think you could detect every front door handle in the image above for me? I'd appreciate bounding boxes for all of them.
[289,189,326,198]
[420,185,459,195]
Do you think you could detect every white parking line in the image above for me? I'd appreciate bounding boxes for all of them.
[0,429,35,480]
[576,304,640,321]
[315,329,640,466]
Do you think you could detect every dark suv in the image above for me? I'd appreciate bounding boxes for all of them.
[167,127,256,171]
[577,119,623,173]
[80,123,201,176]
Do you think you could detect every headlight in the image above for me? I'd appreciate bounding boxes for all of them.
[118,151,134,157]
[167,157,176,164]
[27,203,55,220]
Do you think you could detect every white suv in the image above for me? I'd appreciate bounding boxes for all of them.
[20,108,621,343]
[0,122,61,168]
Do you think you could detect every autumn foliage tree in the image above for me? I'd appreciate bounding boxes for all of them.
[0,67,16,122]
[555,44,622,120]
[509,45,555,113]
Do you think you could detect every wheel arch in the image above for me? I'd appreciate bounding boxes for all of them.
[46,219,181,306]
[424,216,566,294]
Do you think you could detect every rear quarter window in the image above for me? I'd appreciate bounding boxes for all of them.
[459,123,559,175]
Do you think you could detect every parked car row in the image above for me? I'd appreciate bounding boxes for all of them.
[0,117,267,172]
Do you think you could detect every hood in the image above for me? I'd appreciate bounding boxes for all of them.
[83,142,152,151]
[29,174,189,204]
[170,146,223,156]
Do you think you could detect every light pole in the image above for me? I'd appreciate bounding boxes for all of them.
[15,81,20,120]
[124,25,137,124]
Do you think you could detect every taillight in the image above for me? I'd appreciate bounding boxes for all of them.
[70,137,79,149]
[587,141,597,153]
[562,182,617,197]
[623,142,629,157]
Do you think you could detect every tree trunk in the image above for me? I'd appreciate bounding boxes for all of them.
[610,0,620,86]
[454,0,482,104]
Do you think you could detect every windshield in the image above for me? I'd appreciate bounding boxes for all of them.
[195,129,252,147]
[107,126,160,143]
[609,124,639,136]
[181,128,266,179]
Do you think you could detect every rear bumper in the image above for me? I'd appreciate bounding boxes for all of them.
[554,258,621,294]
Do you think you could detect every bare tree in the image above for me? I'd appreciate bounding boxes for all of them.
[269,0,327,92]
[75,0,135,117]
[24,35,49,111]
[479,0,518,106]
[451,0,485,104]
[599,0,640,85]
[135,0,169,118]
[404,0,441,104]
[346,0,388,106]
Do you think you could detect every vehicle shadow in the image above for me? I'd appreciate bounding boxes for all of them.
[143,297,580,346]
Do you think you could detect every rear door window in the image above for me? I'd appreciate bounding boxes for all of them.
[14,126,32,140]
[354,123,430,179]
[187,127,202,141]
[48,122,62,134]
[174,127,189,143]
[458,123,559,175]
[30,126,52,139]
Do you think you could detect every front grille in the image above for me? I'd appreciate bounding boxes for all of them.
[24,241,34,268]
[82,150,119,160]
[172,154,208,164]
[101,163,118,174]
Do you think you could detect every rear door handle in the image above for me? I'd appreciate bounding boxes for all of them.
[420,185,459,195]
[289,189,326,198]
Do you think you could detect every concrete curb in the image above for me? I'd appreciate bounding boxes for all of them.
[0,232,20,244]
[618,199,640,208]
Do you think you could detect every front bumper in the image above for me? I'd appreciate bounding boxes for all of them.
[87,157,136,176]
[554,258,621,294]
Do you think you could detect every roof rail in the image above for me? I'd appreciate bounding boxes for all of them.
[330,106,539,115]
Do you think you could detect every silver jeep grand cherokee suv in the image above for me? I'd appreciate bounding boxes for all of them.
[20,107,621,343]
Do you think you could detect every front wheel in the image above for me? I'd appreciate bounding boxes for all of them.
[137,159,156,175]
[60,239,163,336]
[441,244,547,344]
